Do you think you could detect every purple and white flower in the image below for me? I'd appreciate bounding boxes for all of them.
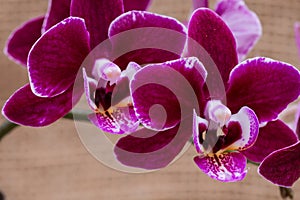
[114,57,207,169]
[82,60,141,134]
[188,8,300,182]
[2,0,183,127]
[114,8,300,179]
[193,102,259,182]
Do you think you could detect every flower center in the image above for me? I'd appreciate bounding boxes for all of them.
[94,58,121,84]
[197,100,242,155]
[94,87,113,111]
[205,100,231,127]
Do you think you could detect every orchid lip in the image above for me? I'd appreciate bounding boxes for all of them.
[193,106,259,182]
[194,105,259,156]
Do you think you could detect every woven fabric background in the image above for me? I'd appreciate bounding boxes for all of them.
[0,0,300,200]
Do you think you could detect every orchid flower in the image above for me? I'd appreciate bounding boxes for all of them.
[2,0,181,127]
[193,0,262,61]
[114,57,207,169]
[192,102,259,182]
[115,9,300,173]
[115,8,300,179]
[82,60,141,134]
[188,9,300,181]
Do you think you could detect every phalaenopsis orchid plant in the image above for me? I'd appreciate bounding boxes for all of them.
[1,0,300,199]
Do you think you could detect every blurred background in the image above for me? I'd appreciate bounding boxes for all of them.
[0,0,300,199]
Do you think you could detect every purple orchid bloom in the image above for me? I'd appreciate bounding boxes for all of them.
[115,9,300,182]
[114,56,207,169]
[82,60,141,134]
[188,8,300,182]
[193,0,262,61]
[81,10,186,134]
[2,0,180,127]
[187,9,300,181]
[3,0,121,126]
[114,8,300,179]
[192,102,259,182]
[2,17,89,126]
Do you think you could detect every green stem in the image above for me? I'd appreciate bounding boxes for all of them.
[0,109,90,141]
[0,120,19,141]
[63,108,90,122]
[247,159,260,166]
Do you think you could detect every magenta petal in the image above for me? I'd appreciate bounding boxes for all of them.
[88,113,125,134]
[113,107,139,133]
[4,16,44,67]
[243,120,298,163]
[114,120,192,169]
[188,8,238,84]
[295,22,300,59]
[258,141,300,187]
[194,152,247,182]
[28,17,90,97]
[131,57,206,131]
[227,57,300,123]
[109,11,187,68]
[2,84,81,127]
[88,107,138,134]
[227,106,259,151]
[71,0,123,49]
[42,0,71,32]
[215,0,262,61]
[123,0,152,12]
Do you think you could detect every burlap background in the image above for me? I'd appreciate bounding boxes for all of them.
[0,0,300,199]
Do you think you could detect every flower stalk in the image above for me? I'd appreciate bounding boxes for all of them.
[0,120,18,141]
[279,187,294,200]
